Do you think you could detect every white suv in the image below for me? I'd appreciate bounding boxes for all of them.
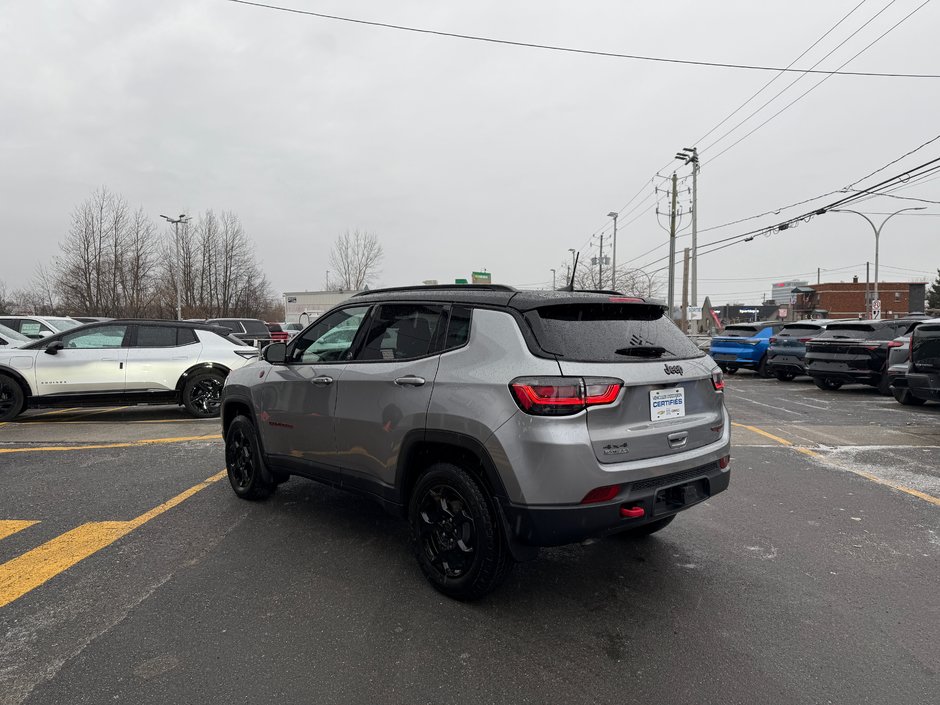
[0,320,259,421]
[0,315,83,340]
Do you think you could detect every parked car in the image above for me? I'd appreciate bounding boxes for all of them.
[891,317,940,405]
[280,322,303,338]
[0,323,32,349]
[221,285,731,600]
[804,317,926,394]
[765,319,833,381]
[264,322,290,342]
[72,316,113,324]
[205,318,272,347]
[0,315,83,340]
[710,321,784,376]
[0,320,259,422]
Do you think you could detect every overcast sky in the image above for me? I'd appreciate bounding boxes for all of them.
[2,0,938,305]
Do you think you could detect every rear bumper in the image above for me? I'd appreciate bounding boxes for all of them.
[806,365,879,384]
[711,350,760,367]
[907,372,940,401]
[766,354,806,374]
[500,461,730,547]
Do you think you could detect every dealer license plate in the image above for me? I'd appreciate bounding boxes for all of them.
[650,387,685,421]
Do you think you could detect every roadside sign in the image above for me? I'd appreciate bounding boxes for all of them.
[471,271,491,284]
[454,278,469,284]
[687,306,703,320]
[871,299,881,320]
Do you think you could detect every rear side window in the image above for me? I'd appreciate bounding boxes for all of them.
[213,319,243,333]
[913,324,940,369]
[241,319,269,335]
[136,326,178,348]
[356,304,444,361]
[444,306,472,351]
[177,327,198,345]
[526,303,702,362]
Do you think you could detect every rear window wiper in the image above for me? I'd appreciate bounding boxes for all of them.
[615,346,667,358]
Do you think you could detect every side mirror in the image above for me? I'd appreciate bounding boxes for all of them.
[45,340,65,355]
[262,342,287,364]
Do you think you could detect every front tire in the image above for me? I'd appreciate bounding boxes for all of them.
[0,374,25,422]
[225,415,275,500]
[813,377,843,391]
[182,371,225,418]
[409,463,512,601]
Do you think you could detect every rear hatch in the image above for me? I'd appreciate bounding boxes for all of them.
[769,323,824,358]
[523,301,723,464]
[912,322,940,372]
[805,323,892,372]
[711,324,763,362]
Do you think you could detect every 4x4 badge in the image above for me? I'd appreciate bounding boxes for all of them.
[664,363,683,375]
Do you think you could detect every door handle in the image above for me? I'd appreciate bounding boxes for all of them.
[311,375,334,386]
[394,376,426,387]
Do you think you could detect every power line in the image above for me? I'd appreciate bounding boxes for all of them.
[702,0,932,166]
[843,133,940,190]
[223,0,940,78]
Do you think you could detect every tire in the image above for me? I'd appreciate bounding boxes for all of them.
[0,374,25,422]
[182,371,225,418]
[775,369,797,382]
[617,515,675,539]
[725,366,738,375]
[224,415,275,500]
[409,462,513,601]
[876,374,893,397]
[893,388,926,406]
[813,377,843,391]
[756,355,770,378]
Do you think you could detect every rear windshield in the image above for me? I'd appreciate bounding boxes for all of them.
[526,303,703,362]
[241,319,269,335]
[817,324,892,341]
[721,326,760,337]
[778,325,822,337]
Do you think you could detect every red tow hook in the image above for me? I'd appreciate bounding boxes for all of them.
[620,505,645,519]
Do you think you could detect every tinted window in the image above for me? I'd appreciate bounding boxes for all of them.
[136,326,178,348]
[60,325,128,349]
[290,306,370,363]
[356,304,444,361]
[178,327,198,345]
[913,324,940,369]
[266,323,283,333]
[212,320,243,333]
[817,324,878,340]
[241,319,269,335]
[527,303,702,362]
[778,325,823,338]
[444,306,472,351]
[722,326,759,337]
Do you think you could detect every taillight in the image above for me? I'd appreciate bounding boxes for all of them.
[886,340,903,348]
[719,455,731,469]
[711,369,724,392]
[798,337,812,343]
[509,376,622,416]
[581,484,621,504]
[769,336,777,344]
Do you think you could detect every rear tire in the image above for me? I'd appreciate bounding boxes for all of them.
[725,366,738,375]
[876,374,893,396]
[0,374,25,422]
[225,415,275,500]
[893,388,926,406]
[756,355,770,378]
[617,515,675,538]
[409,462,513,601]
[775,369,797,382]
[182,371,225,418]
[813,377,843,391]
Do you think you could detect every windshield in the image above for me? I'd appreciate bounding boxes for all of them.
[778,325,822,337]
[816,324,891,340]
[48,318,82,331]
[0,323,31,343]
[526,303,703,362]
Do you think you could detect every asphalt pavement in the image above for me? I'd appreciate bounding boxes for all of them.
[0,376,937,705]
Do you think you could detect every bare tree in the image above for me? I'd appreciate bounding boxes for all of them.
[570,259,661,298]
[327,230,383,290]
[0,280,10,314]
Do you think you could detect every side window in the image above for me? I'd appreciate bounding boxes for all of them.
[135,326,179,348]
[289,306,370,363]
[214,320,243,334]
[443,306,472,351]
[60,325,128,349]
[356,304,444,361]
[177,328,198,345]
[20,320,50,338]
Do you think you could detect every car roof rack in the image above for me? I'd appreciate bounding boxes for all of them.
[353,284,517,297]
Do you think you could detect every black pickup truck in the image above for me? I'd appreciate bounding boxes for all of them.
[804,317,926,394]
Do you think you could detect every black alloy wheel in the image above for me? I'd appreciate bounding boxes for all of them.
[409,463,512,601]
[0,374,25,422]
[224,415,274,500]
[182,371,225,417]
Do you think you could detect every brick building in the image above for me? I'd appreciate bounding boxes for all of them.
[790,280,926,319]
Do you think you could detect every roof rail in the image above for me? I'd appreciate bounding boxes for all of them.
[353,284,517,297]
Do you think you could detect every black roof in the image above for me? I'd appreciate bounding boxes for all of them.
[350,285,661,311]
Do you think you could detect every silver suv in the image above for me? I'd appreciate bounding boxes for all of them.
[221,285,731,599]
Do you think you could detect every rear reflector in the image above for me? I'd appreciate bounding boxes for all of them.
[510,376,622,416]
[719,455,731,469]
[581,484,621,504]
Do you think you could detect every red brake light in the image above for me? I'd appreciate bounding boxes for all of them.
[719,455,731,469]
[798,337,812,343]
[608,296,643,303]
[581,484,621,504]
[886,340,903,348]
[509,377,622,416]
[711,369,724,392]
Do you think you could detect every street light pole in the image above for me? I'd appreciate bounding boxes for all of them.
[160,213,190,320]
[550,268,556,291]
[607,211,618,291]
[830,206,925,318]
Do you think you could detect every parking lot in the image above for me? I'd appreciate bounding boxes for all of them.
[1,375,938,705]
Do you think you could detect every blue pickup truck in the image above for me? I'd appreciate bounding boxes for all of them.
[710,321,784,377]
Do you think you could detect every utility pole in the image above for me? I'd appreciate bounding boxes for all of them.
[817,267,821,285]
[551,268,556,291]
[865,261,870,317]
[667,172,678,321]
[675,147,699,306]
[681,247,690,333]
[607,211,618,291]
[598,233,604,288]
[160,213,189,320]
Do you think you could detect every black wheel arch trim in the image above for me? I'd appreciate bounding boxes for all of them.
[175,362,232,393]
[0,365,33,399]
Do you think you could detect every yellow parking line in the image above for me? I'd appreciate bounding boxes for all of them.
[0,407,83,429]
[0,434,221,454]
[731,422,940,507]
[0,470,227,608]
[0,520,39,541]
